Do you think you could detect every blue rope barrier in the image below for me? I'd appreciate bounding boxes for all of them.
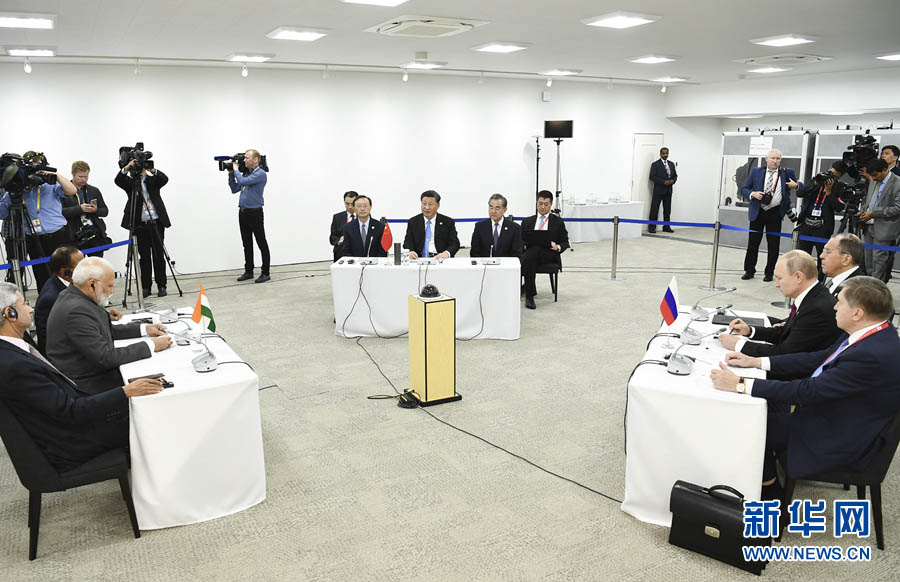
[0,239,131,271]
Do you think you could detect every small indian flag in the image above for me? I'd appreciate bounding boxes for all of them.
[191,285,216,332]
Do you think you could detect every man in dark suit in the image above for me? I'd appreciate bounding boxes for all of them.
[820,233,864,297]
[404,190,460,260]
[342,195,387,258]
[61,160,110,257]
[115,160,170,297]
[470,194,523,258]
[720,251,841,357]
[520,190,569,310]
[46,257,172,395]
[34,246,83,354]
[329,191,357,262]
[740,149,802,281]
[882,145,900,177]
[0,282,163,472]
[647,147,677,233]
[712,276,900,498]
[858,158,900,282]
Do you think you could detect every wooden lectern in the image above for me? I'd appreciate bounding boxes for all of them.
[408,294,462,406]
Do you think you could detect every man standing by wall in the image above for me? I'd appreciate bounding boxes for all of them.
[648,147,677,233]
[62,161,109,257]
[228,150,270,283]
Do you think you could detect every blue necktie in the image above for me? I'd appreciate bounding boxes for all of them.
[811,338,850,378]
[423,220,432,257]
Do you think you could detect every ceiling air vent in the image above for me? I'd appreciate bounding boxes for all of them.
[365,15,489,38]
[737,53,832,66]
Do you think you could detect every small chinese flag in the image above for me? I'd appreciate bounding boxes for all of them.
[380,217,393,252]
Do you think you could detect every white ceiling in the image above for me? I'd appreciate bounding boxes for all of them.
[1,0,899,84]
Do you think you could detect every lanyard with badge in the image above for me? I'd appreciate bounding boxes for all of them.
[30,185,43,234]
[810,185,826,218]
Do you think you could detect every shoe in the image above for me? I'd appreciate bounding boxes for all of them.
[143,288,151,298]
[255,274,271,284]
[157,287,167,298]
[647,228,656,234]
[237,272,253,282]
[525,296,536,310]
[663,227,674,233]
[741,272,754,280]
[761,480,784,502]
[763,274,774,282]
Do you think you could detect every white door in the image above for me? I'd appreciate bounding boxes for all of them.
[631,133,665,232]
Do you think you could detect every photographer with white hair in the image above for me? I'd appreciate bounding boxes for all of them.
[46,257,172,395]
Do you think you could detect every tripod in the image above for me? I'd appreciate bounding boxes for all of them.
[553,138,565,215]
[534,136,541,210]
[3,194,51,297]
[121,171,182,309]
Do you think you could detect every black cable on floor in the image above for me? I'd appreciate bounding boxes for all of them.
[355,337,625,505]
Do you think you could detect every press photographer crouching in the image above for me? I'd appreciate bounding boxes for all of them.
[796,161,848,277]
[62,160,110,257]
[0,151,77,293]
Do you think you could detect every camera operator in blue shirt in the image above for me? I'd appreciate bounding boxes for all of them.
[227,149,270,283]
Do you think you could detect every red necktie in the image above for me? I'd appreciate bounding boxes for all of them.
[786,304,797,329]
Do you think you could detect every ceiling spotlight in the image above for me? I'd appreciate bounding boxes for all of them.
[241,64,248,78]
[660,85,667,93]
[750,34,815,47]
[402,70,408,82]
[546,77,552,88]
[472,42,530,54]
[266,26,329,42]
[582,11,660,29]
[23,58,31,74]
[322,64,329,79]
[629,55,677,64]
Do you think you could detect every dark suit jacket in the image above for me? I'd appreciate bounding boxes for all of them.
[342,218,388,257]
[46,285,150,395]
[114,170,170,229]
[34,276,67,355]
[796,181,846,235]
[61,184,109,240]
[0,340,128,472]
[740,167,799,221]
[470,218,523,258]
[403,213,460,257]
[521,213,570,254]
[831,267,863,298]
[649,159,677,197]
[741,283,840,357]
[330,211,354,261]
[754,324,900,478]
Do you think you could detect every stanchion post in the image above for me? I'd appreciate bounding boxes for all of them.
[771,230,799,308]
[132,234,145,311]
[607,216,624,281]
[698,221,726,291]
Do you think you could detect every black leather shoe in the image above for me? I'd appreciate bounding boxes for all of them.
[157,287,167,298]
[237,272,253,282]
[525,296,536,310]
[763,274,774,282]
[741,272,754,280]
[255,274,271,284]
[663,227,674,233]
[143,288,151,298]
[647,228,656,234]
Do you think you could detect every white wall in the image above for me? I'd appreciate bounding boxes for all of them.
[0,63,722,273]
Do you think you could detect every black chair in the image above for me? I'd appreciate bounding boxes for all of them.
[0,401,140,560]
[777,410,900,550]
[534,262,560,302]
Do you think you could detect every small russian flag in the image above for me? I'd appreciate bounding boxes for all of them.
[659,276,679,326]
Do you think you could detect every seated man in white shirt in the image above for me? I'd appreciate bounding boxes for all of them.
[820,233,864,297]
[520,191,569,310]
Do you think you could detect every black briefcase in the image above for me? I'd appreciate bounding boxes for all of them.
[668,480,770,575]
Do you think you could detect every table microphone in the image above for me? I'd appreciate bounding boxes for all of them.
[667,328,726,375]
[680,314,717,345]
[690,287,737,321]
[168,331,219,372]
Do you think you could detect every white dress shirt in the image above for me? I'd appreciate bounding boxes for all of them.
[760,169,783,211]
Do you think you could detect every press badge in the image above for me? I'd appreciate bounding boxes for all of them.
[31,218,42,234]
[810,208,822,217]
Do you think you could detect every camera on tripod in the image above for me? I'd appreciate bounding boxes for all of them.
[0,152,58,197]
[841,134,879,180]
[213,152,268,175]
[118,142,154,175]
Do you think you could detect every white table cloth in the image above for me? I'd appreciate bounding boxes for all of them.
[331,257,521,340]
[621,306,769,526]
[562,202,645,243]
[117,312,266,530]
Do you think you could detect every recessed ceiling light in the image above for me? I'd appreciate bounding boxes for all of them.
[472,42,530,54]
[582,11,660,29]
[652,77,687,83]
[751,34,815,47]
[876,53,900,61]
[821,111,863,116]
[747,66,791,73]
[266,27,329,42]
[227,53,274,63]
[727,115,763,119]
[401,60,446,70]
[629,55,677,64]
[0,12,54,29]
[539,69,581,76]
[342,0,409,6]
[4,47,55,57]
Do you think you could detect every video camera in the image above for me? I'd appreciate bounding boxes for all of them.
[214,152,268,175]
[841,134,879,180]
[0,152,58,197]
[118,142,154,175]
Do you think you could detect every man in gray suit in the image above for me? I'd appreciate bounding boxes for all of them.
[46,257,173,395]
[858,158,900,282]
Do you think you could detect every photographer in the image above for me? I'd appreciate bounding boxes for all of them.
[227,149,270,283]
[858,158,900,282]
[114,160,170,298]
[0,152,77,293]
[796,161,848,277]
[61,161,110,257]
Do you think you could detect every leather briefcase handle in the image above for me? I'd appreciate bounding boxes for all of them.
[708,485,744,501]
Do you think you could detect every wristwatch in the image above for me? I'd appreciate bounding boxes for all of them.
[736,378,747,394]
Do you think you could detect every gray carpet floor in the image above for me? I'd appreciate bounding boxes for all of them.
[1,228,898,580]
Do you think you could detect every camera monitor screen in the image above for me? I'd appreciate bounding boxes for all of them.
[544,120,573,139]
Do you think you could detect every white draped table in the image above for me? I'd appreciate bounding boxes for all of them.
[621,306,769,526]
[117,312,266,530]
[331,257,520,340]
